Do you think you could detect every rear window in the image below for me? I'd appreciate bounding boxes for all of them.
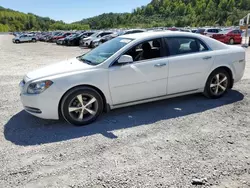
[166,37,209,56]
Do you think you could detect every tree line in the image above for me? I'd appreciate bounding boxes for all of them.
[77,0,250,29]
[0,6,89,32]
[1,0,250,32]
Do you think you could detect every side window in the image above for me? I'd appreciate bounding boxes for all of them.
[166,37,208,56]
[207,29,212,33]
[233,30,240,34]
[197,39,209,51]
[124,39,162,62]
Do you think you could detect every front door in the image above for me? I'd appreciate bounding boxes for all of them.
[20,35,27,42]
[109,38,169,105]
[165,37,214,94]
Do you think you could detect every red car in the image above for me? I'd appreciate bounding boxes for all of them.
[212,30,242,45]
[52,32,72,42]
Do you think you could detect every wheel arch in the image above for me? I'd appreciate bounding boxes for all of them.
[58,84,109,119]
[207,66,234,88]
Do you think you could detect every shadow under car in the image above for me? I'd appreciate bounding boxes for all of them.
[4,90,244,146]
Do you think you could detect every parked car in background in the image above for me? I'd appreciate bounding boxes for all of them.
[46,32,64,42]
[179,28,191,32]
[19,31,245,126]
[12,34,37,43]
[56,33,76,45]
[212,29,242,44]
[67,32,95,46]
[196,28,222,37]
[52,32,72,42]
[37,32,50,41]
[92,32,117,47]
[122,29,146,35]
[81,31,113,48]
[92,29,147,47]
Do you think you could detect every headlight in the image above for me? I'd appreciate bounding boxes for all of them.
[27,80,53,94]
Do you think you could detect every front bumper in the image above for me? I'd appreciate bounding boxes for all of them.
[19,82,61,120]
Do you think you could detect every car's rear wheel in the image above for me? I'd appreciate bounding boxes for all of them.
[229,38,234,45]
[204,69,231,99]
[32,38,37,42]
[61,87,104,126]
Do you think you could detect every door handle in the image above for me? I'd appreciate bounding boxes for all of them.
[203,56,212,60]
[154,63,166,67]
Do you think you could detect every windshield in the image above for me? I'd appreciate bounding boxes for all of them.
[78,37,133,65]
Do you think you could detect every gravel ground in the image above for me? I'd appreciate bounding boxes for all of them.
[0,35,250,188]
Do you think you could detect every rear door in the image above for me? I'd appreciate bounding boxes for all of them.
[165,37,215,94]
[20,35,27,42]
[233,30,242,43]
[26,35,32,42]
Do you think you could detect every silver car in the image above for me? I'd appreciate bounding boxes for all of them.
[12,34,37,43]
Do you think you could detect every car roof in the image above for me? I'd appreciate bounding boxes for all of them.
[119,31,202,40]
[119,31,229,51]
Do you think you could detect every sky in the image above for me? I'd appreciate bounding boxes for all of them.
[0,0,151,23]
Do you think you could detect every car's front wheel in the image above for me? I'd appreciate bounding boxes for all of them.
[61,87,104,126]
[204,68,231,99]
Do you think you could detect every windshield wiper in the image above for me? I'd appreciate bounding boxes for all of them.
[77,57,95,65]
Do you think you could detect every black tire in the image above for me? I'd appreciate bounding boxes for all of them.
[61,87,104,126]
[229,38,234,45]
[89,42,93,48]
[32,38,37,42]
[204,68,231,99]
[15,40,20,43]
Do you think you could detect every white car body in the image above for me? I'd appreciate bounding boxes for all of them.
[81,32,113,47]
[20,31,246,120]
[13,34,36,43]
[196,28,222,37]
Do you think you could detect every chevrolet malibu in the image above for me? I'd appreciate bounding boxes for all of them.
[19,32,246,126]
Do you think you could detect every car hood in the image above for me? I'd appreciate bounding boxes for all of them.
[25,58,92,81]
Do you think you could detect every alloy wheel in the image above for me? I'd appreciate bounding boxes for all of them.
[68,93,98,122]
[210,73,228,96]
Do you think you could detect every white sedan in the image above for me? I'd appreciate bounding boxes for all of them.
[19,32,246,126]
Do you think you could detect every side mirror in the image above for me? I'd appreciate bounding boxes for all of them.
[117,55,133,64]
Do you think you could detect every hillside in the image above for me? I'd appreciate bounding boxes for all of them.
[76,0,250,29]
[0,6,89,32]
[1,0,250,31]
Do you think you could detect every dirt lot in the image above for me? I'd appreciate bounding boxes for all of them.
[0,35,250,188]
